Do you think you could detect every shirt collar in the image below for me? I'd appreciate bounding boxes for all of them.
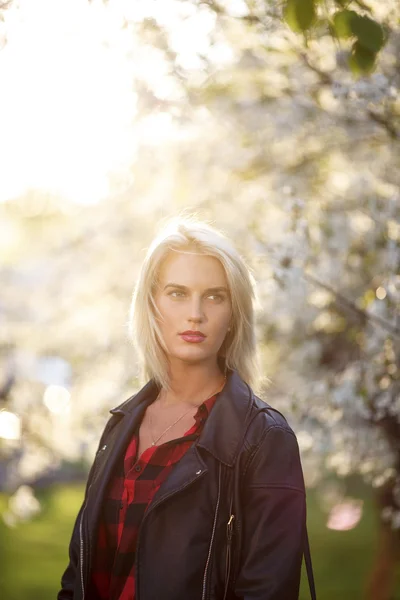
[111,370,253,467]
[194,392,219,425]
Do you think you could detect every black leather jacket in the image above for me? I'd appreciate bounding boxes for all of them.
[58,370,307,600]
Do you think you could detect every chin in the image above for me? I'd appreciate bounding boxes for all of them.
[178,351,210,363]
[170,347,214,364]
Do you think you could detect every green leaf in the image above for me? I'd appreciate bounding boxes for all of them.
[349,41,377,75]
[284,0,316,33]
[351,15,385,52]
[333,10,358,39]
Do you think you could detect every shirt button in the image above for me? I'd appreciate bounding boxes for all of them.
[134,464,142,472]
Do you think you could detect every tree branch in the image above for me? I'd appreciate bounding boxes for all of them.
[352,0,373,13]
[253,232,400,339]
[300,53,400,141]
[366,109,400,141]
[303,270,400,338]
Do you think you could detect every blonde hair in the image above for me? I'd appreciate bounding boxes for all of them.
[129,216,260,391]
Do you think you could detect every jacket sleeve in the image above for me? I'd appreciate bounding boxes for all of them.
[233,425,306,600]
[57,501,85,600]
[57,421,113,600]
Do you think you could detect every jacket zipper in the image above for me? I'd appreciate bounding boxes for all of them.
[201,463,222,600]
[222,514,235,600]
[79,504,86,600]
[135,466,207,598]
[79,446,107,600]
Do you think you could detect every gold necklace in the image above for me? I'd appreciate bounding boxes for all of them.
[149,375,226,447]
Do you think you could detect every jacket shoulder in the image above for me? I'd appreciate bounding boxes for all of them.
[245,393,296,445]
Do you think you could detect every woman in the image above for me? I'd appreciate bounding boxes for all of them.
[58,217,315,600]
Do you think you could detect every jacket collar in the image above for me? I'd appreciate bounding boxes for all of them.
[110,378,159,416]
[109,369,254,468]
[196,369,253,466]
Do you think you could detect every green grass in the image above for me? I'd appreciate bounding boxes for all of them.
[0,485,85,600]
[0,483,399,600]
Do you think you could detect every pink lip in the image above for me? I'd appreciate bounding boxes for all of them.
[179,333,206,343]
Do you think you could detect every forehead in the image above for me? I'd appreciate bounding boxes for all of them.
[157,251,228,287]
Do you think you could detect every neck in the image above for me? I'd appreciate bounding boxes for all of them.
[159,362,225,407]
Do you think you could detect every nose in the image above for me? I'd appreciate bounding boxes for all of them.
[188,295,205,323]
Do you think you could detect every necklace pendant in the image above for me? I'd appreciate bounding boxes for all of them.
[151,442,155,446]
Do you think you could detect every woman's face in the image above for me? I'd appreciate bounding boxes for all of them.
[154,251,232,369]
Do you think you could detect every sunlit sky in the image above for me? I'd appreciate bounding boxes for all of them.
[0,0,139,204]
[0,0,234,204]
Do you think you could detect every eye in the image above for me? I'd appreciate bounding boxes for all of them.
[168,290,186,298]
[208,294,224,301]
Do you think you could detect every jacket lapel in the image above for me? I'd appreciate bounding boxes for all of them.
[144,370,254,510]
[85,380,158,534]
[196,370,253,466]
[86,370,253,530]
[148,444,207,509]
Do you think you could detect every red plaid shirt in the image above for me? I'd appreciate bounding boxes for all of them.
[90,392,218,600]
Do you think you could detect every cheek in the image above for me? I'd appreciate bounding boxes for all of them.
[156,299,180,329]
[213,308,231,335]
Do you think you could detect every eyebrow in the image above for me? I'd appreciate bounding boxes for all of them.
[163,283,229,294]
